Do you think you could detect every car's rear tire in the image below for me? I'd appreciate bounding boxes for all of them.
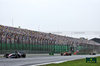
[22,54,26,58]
[61,53,63,56]
[70,54,71,56]
[4,54,9,58]
[93,53,96,55]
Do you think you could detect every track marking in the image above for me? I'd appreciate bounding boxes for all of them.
[30,58,93,66]
[30,60,68,66]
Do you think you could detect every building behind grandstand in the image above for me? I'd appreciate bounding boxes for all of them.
[50,31,100,40]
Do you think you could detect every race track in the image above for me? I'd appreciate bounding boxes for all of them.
[0,54,100,66]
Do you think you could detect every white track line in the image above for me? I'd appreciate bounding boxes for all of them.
[30,58,83,66]
[30,60,68,66]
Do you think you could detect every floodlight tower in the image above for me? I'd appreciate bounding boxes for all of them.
[12,18,13,27]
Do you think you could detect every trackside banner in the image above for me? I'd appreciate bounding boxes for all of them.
[86,57,97,63]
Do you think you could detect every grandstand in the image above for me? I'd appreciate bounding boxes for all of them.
[0,25,100,54]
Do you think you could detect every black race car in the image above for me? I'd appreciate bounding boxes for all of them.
[61,52,72,56]
[4,51,26,58]
[89,53,96,55]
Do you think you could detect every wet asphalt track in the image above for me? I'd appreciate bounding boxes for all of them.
[0,54,100,66]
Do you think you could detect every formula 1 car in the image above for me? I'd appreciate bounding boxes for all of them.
[89,53,96,55]
[4,51,26,58]
[61,52,72,56]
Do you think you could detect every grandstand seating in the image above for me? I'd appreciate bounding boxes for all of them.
[0,25,99,45]
[0,25,100,54]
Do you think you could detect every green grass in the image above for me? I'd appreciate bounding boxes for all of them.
[41,56,100,66]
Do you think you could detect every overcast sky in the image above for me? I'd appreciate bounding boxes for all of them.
[0,0,100,32]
